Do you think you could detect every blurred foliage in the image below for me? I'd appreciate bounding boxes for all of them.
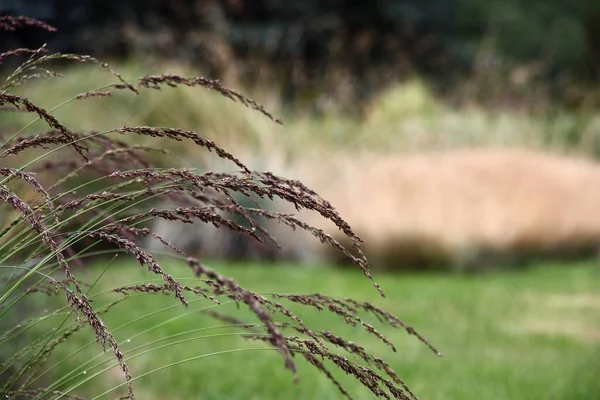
[2,0,600,110]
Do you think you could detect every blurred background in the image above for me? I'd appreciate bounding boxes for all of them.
[4,0,600,270]
[1,1,600,399]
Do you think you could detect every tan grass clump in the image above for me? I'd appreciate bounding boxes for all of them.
[289,149,600,270]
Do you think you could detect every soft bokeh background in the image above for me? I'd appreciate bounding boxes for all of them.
[1,1,600,399]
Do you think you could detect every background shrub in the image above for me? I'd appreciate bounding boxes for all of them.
[2,0,600,109]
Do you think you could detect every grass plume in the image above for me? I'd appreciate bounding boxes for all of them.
[0,15,435,400]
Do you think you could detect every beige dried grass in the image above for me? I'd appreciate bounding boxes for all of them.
[288,148,600,270]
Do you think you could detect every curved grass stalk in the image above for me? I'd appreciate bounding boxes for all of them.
[0,252,118,393]
[54,331,267,397]
[37,322,250,393]
[72,348,282,400]
[0,176,182,305]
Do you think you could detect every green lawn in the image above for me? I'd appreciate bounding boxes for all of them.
[23,260,600,400]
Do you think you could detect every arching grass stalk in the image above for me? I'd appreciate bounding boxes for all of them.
[1,14,438,400]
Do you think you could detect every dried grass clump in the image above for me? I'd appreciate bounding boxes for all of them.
[0,15,436,400]
[297,149,600,270]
